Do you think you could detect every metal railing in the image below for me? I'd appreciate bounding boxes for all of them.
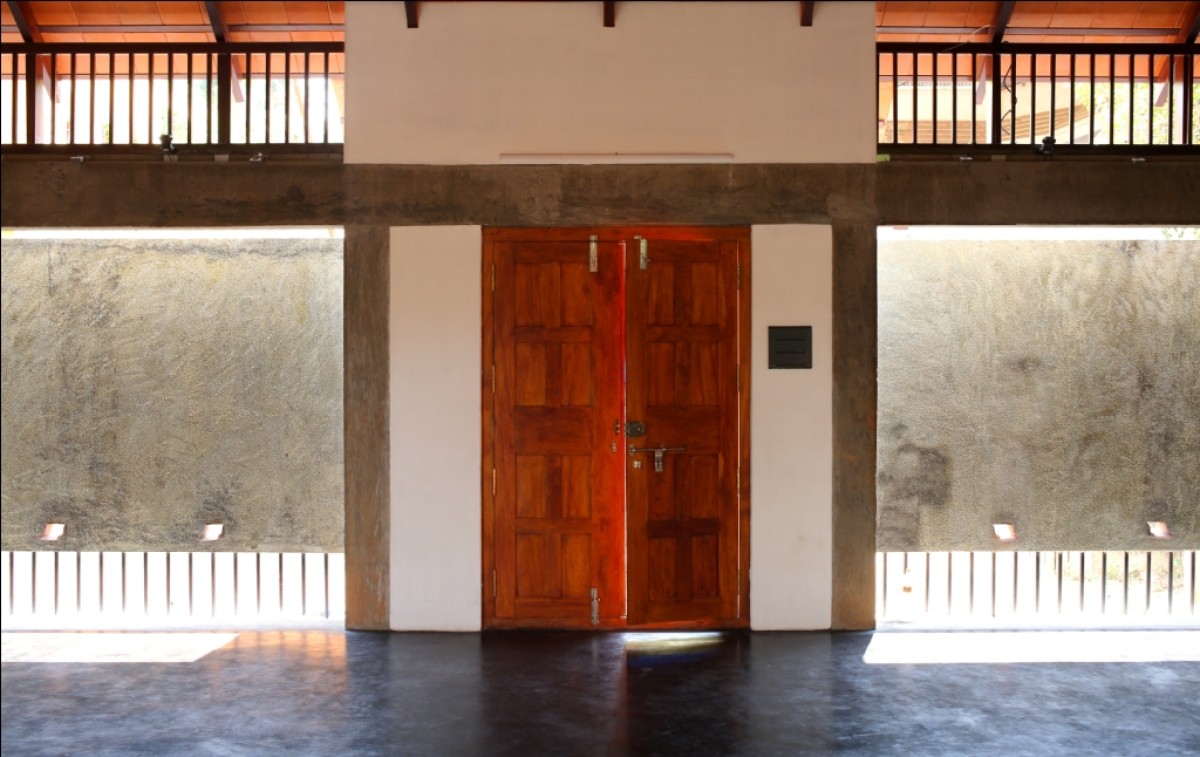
[878,43,1200,155]
[878,550,1198,627]
[1,550,345,628]
[2,42,344,154]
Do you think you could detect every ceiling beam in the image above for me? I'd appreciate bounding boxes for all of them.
[7,0,42,43]
[35,23,344,34]
[878,25,1181,37]
[991,0,1014,44]
[603,1,615,28]
[405,1,419,29]
[203,0,227,43]
[800,1,814,27]
[1187,0,1200,43]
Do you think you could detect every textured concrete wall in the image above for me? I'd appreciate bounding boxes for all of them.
[1,237,344,552]
[878,239,1199,551]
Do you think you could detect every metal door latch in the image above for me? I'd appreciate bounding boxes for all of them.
[625,421,646,438]
[628,444,688,473]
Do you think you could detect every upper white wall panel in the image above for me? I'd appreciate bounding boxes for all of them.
[346,1,875,164]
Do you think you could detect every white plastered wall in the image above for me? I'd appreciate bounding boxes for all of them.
[387,225,833,630]
[749,226,833,630]
[389,226,482,631]
[346,1,875,164]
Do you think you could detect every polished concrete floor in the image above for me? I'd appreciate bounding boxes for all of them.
[2,629,1198,756]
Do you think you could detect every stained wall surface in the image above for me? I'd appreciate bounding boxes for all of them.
[878,237,1199,551]
[1,236,344,552]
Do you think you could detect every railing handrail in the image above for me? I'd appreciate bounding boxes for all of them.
[878,41,1198,55]
[3,41,344,55]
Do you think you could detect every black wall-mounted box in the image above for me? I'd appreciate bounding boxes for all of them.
[768,326,812,369]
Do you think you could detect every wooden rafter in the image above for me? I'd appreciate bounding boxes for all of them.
[203,0,228,42]
[604,0,615,28]
[991,0,1015,45]
[800,1,814,27]
[405,1,419,29]
[6,0,42,43]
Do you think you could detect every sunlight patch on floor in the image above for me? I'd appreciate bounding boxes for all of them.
[1,632,238,663]
[864,630,1200,664]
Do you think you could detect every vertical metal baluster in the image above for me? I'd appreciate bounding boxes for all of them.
[211,552,217,617]
[991,552,997,617]
[952,53,958,143]
[1148,54,1155,144]
[265,53,272,142]
[166,550,171,613]
[925,552,931,613]
[233,551,239,616]
[1168,53,1175,144]
[304,52,310,143]
[167,52,174,139]
[127,53,134,143]
[1123,551,1130,615]
[932,53,939,144]
[969,552,975,615]
[53,551,60,615]
[187,53,194,144]
[108,53,115,144]
[206,52,214,143]
[284,51,291,142]
[1056,551,1063,613]
[87,52,95,143]
[1129,54,1136,144]
[1035,551,1042,614]
[1087,53,1094,144]
[148,53,155,144]
[1101,552,1108,614]
[278,553,285,615]
[1069,55,1075,144]
[245,53,252,144]
[1145,551,1153,614]
[98,550,105,613]
[1030,54,1037,144]
[1049,53,1057,140]
[1012,551,1019,614]
[69,53,77,144]
[31,552,37,615]
[1168,551,1175,614]
[324,553,330,618]
[77,551,83,612]
[143,552,149,615]
[911,53,918,144]
[188,552,194,616]
[49,54,58,144]
[323,51,330,143]
[256,552,263,613]
[1108,53,1115,143]
[121,552,127,613]
[947,552,954,614]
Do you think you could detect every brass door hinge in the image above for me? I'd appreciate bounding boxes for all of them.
[635,236,649,270]
[589,234,599,273]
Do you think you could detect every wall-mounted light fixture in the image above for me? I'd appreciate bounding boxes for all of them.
[992,523,1017,542]
[1147,521,1172,539]
[40,523,65,541]
[202,523,225,541]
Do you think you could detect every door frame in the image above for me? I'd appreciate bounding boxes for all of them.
[481,226,751,630]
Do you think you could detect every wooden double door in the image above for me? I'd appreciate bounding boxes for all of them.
[483,227,749,629]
